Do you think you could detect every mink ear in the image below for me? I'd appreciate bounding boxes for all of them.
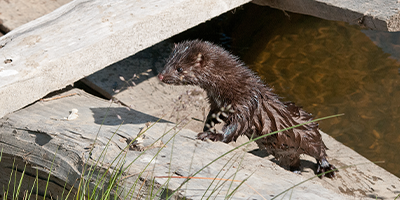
[195,53,205,67]
[174,43,178,48]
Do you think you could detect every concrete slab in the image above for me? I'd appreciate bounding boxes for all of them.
[0,0,251,119]
[252,0,400,32]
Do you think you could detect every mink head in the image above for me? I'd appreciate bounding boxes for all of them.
[158,40,219,86]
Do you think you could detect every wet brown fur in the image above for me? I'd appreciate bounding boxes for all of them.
[158,40,336,178]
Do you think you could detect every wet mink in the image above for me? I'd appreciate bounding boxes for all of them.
[158,40,337,178]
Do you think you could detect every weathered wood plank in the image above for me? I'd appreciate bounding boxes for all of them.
[0,0,72,30]
[0,88,166,199]
[0,0,251,119]
[253,0,400,31]
[1,88,354,199]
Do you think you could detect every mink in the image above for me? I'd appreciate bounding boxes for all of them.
[158,40,337,178]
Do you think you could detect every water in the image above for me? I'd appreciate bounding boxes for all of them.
[235,6,400,177]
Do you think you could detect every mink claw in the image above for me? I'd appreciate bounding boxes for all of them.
[317,159,338,178]
[196,132,224,141]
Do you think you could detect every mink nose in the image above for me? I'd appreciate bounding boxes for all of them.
[158,74,164,81]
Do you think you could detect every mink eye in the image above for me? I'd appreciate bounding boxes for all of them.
[177,67,183,73]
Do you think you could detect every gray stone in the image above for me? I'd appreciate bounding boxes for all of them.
[252,0,400,31]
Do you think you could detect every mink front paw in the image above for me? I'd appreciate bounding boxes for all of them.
[197,131,224,141]
[317,158,338,178]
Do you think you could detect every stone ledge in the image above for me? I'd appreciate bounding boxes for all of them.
[252,0,400,31]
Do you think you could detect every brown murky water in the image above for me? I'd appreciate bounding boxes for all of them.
[237,9,400,177]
